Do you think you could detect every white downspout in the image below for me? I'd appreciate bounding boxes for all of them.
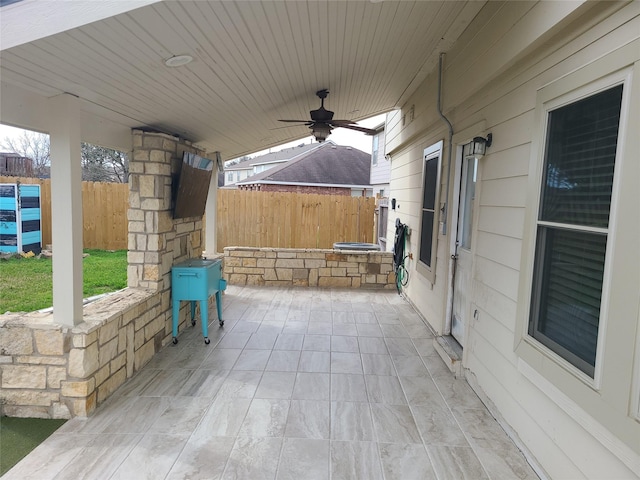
[437,52,456,336]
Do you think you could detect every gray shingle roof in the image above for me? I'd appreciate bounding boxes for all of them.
[225,142,321,171]
[238,142,371,187]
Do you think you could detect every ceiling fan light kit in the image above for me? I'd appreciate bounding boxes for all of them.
[278,89,377,142]
[312,124,332,142]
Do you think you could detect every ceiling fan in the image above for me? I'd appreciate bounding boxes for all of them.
[278,89,377,142]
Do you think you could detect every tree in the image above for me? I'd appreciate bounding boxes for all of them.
[2,129,128,182]
[0,130,50,177]
[81,143,129,183]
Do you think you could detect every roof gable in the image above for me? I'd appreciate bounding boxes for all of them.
[225,142,322,171]
[239,142,371,187]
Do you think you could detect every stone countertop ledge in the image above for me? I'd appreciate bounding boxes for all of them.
[201,252,224,260]
[0,288,155,334]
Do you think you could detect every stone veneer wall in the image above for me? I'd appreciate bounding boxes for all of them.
[0,130,211,418]
[224,247,395,289]
[1,289,156,418]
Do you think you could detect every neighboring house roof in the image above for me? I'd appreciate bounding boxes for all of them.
[238,142,371,188]
[372,122,385,133]
[225,142,321,171]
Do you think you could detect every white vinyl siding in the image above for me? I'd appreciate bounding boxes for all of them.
[370,130,390,188]
[386,2,640,477]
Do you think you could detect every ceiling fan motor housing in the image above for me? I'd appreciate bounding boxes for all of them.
[310,106,334,123]
[310,89,333,122]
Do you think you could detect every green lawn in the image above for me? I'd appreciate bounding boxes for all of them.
[0,249,127,313]
[0,417,67,476]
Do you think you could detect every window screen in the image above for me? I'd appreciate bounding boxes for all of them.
[419,155,439,268]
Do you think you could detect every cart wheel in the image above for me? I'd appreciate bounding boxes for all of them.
[191,319,196,327]
[172,337,178,345]
[204,337,210,345]
[219,320,224,327]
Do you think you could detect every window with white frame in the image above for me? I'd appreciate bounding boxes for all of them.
[515,48,639,459]
[417,141,443,283]
[372,135,379,166]
[227,172,233,182]
[528,85,623,378]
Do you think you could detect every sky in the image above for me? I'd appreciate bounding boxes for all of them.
[0,124,30,146]
[0,113,386,158]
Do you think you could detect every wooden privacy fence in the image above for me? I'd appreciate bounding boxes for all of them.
[1,177,376,251]
[0,176,128,250]
[82,181,128,249]
[217,189,376,249]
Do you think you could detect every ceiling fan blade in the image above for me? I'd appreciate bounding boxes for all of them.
[269,124,311,131]
[278,119,312,123]
[330,119,357,125]
[334,124,377,135]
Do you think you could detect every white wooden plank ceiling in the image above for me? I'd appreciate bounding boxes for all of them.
[0,0,483,159]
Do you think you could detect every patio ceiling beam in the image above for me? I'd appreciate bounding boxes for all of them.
[1,82,134,153]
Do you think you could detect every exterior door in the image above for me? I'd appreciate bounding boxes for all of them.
[451,151,478,347]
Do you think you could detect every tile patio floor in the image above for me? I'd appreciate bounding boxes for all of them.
[4,286,539,480]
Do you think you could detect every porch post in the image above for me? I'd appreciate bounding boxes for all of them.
[49,93,83,326]
[204,174,217,255]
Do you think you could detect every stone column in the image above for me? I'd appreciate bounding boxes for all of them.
[127,130,207,292]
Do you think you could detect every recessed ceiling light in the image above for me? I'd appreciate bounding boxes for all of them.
[164,55,193,67]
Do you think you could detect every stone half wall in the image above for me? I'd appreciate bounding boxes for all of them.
[224,247,396,289]
[1,289,155,418]
[0,130,215,418]
[0,287,219,419]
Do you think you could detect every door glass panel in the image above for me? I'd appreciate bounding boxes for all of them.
[459,156,477,250]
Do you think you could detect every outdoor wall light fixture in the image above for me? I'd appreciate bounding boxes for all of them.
[164,55,193,67]
[470,133,492,158]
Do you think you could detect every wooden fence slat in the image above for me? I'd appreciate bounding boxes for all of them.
[0,176,128,251]
[215,190,375,250]
[1,177,375,251]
